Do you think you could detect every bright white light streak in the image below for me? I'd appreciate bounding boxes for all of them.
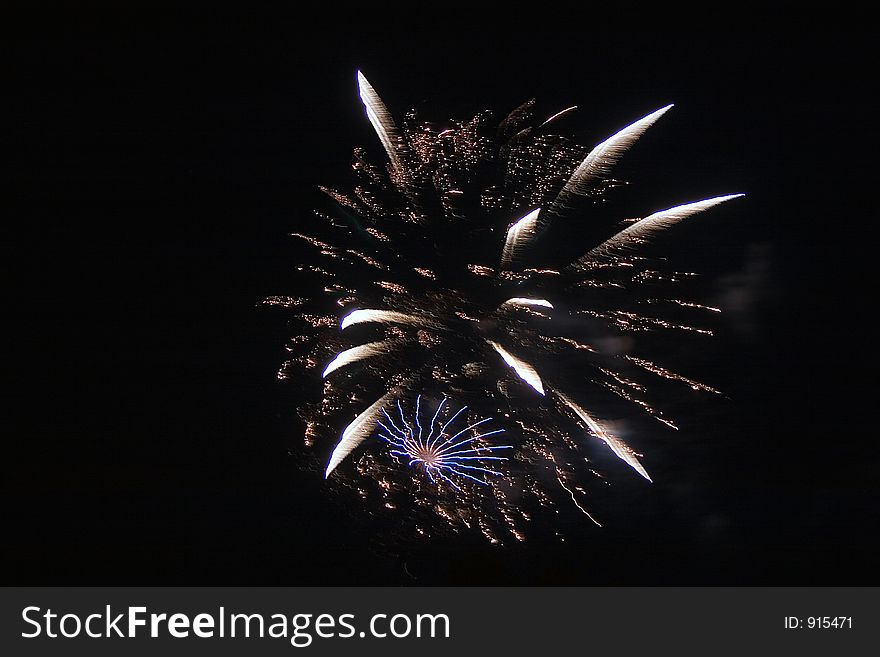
[357,70,402,169]
[326,391,396,477]
[585,194,745,261]
[555,105,674,201]
[340,308,425,330]
[502,297,554,309]
[556,391,652,481]
[540,105,578,127]
[487,340,545,396]
[501,207,541,268]
[321,340,393,378]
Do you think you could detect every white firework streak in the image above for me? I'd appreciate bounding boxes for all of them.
[540,105,578,127]
[550,104,674,208]
[487,340,546,396]
[357,70,402,169]
[580,194,745,264]
[502,297,554,309]
[555,390,652,482]
[340,308,428,330]
[325,390,399,477]
[501,207,541,269]
[321,340,396,378]
[376,395,512,490]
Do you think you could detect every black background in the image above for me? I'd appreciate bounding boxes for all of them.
[4,6,876,584]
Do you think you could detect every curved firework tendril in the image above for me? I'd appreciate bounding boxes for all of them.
[268,71,744,541]
[378,395,512,490]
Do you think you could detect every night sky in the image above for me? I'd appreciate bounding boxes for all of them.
[5,8,876,584]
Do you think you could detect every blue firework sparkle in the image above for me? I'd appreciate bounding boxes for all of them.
[377,396,512,490]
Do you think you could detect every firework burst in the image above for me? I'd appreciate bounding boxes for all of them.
[267,71,743,540]
[378,396,511,490]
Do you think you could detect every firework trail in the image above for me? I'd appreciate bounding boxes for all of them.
[268,71,743,541]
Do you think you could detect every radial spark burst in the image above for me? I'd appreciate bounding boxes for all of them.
[378,396,511,490]
[267,71,743,541]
